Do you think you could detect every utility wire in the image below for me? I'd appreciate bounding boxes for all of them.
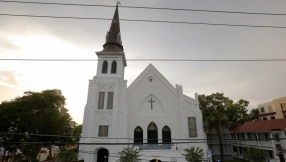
[78,151,153,161]
[0,131,281,142]
[1,0,286,16]
[0,14,286,29]
[0,58,286,62]
[0,140,266,144]
[0,132,228,141]
[79,151,211,161]
[80,151,188,160]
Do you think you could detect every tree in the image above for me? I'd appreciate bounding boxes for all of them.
[182,147,204,162]
[118,147,140,162]
[0,89,77,161]
[199,93,250,162]
[199,93,231,162]
[243,147,268,162]
[56,148,78,162]
[248,108,259,121]
[227,99,250,128]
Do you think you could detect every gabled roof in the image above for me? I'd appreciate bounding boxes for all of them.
[232,118,286,132]
[127,64,178,98]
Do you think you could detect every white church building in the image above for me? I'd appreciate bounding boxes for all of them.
[79,5,208,162]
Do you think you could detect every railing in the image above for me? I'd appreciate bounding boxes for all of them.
[133,144,175,150]
[276,144,282,148]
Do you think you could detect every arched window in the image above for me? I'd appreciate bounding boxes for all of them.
[102,60,108,74]
[97,148,109,162]
[147,122,158,144]
[111,60,117,74]
[162,126,171,143]
[170,158,177,162]
[134,126,143,144]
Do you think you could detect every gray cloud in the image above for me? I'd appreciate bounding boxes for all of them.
[0,0,286,122]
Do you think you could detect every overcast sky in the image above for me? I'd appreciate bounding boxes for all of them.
[1,0,286,124]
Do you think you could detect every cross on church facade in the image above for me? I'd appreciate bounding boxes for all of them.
[148,98,155,110]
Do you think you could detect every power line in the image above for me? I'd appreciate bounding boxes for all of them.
[0,141,221,145]
[80,151,188,160]
[1,0,286,16]
[0,58,286,62]
[1,14,286,29]
[78,151,153,161]
[0,132,228,141]
[0,139,283,145]
[0,132,283,142]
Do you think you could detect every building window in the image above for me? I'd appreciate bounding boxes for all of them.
[232,146,237,152]
[102,60,108,74]
[147,122,158,143]
[241,133,245,139]
[281,102,286,110]
[268,150,274,158]
[265,133,269,141]
[237,134,240,139]
[107,92,114,109]
[231,134,235,139]
[263,117,267,120]
[98,92,105,109]
[111,60,117,74]
[268,106,273,112]
[275,134,280,141]
[271,116,275,120]
[248,133,251,139]
[162,126,171,143]
[170,159,177,162]
[188,117,197,137]
[238,147,242,154]
[134,126,143,144]
[98,125,108,137]
[260,107,265,113]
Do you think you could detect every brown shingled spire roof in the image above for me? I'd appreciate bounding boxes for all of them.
[102,4,124,52]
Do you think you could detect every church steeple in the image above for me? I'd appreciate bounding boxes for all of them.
[102,4,124,52]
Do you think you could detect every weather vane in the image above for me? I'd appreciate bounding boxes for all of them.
[117,0,121,5]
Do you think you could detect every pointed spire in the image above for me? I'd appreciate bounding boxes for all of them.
[102,4,124,52]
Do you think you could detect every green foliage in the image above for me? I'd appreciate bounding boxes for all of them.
[248,108,259,121]
[56,148,78,162]
[0,89,77,160]
[118,147,140,162]
[227,99,250,129]
[243,147,268,162]
[72,124,82,144]
[199,93,250,162]
[182,147,204,162]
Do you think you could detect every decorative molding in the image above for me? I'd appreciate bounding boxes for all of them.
[185,99,198,106]
[95,111,113,116]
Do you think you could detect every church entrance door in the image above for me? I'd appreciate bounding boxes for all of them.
[97,148,109,162]
[147,122,158,143]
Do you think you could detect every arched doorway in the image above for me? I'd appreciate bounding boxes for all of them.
[162,126,171,143]
[134,126,143,144]
[150,159,162,162]
[147,122,158,143]
[97,148,109,162]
